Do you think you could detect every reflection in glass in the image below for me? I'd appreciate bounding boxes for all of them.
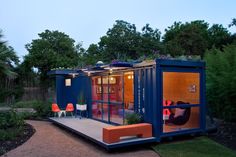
[110,104,123,124]
[103,76,109,102]
[92,102,102,120]
[91,76,102,101]
[103,103,108,121]
[109,74,123,103]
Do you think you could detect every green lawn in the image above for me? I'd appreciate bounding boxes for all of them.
[152,137,236,157]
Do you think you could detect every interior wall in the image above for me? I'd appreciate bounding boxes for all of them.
[124,72,134,108]
[163,72,200,104]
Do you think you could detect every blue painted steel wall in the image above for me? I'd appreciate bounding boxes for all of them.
[55,75,91,113]
[134,67,159,139]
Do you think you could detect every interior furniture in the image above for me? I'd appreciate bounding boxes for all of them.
[166,101,191,125]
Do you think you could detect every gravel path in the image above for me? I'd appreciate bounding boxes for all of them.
[1,120,159,157]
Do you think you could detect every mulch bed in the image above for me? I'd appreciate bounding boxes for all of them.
[208,120,236,151]
[0,123,35,156]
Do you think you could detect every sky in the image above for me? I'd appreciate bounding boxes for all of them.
[1,0,236,61]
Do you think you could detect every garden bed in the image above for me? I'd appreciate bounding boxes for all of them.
[0,123,35,156]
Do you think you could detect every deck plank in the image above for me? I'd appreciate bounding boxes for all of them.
[49,117,156,149]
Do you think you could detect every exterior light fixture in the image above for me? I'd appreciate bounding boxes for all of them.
[128,75,134,79]
[68,73,79,78]
[88,72,91,76]
[109,68,113,74]
[65,78,71,86]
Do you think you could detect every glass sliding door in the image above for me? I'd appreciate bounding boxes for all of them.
[91,76,102,120]
[109,74,123,124]
[91,71,134,125]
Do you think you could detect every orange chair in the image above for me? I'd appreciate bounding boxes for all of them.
[52,103,61,117]
[66,103,74,117]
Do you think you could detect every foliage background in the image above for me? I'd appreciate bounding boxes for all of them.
[0,18,236,121]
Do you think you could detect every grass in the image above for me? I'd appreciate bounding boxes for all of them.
[152,137,236,157]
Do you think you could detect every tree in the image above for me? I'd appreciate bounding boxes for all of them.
[82,44,102,66]
[228,18,236,28]
[0,30,18,78]
[204,44,236,121]
[163,20,210,58]
[98,20,140,62]
[0,30,20,103]
[25,30,81,88]
[228,18,236,44]
[85,20,162,63]
[139,24,162,57]
[208,24,231,49]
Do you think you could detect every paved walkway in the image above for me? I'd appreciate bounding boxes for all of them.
[2,120,159,157]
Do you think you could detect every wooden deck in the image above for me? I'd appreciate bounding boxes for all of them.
[49,117,156,149]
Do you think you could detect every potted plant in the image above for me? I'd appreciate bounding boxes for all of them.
[76,92,87,111]
[125,113,143,125]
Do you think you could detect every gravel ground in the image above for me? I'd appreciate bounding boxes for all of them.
[1,120,159,157]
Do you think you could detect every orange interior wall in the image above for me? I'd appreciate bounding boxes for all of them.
[163,72,200,104]
[124,74,134,106]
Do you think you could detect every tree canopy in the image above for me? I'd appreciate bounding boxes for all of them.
[204,44,236,121]
[163,20,210,57]
[0,30,19,78]
[86,20,162,63]
[24,30,81,84]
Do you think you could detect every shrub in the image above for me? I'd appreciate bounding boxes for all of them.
[204,44,236,122]
[14,100,39,108]
[0,111,24,129]
[14,100,52,118]
[0,111,24,140]
[125,113,143,125]
[0,128,22,141]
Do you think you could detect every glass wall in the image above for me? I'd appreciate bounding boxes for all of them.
[124,72,134,117]
[92,102,102,120]
[162,72,200,133]
[91,76,102,101]
[91,71,134,125]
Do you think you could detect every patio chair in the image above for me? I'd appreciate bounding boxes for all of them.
[166,101,191,125]
[52,103,61,117]
[66,103,74,117]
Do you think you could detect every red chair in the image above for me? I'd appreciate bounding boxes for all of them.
[52,103,61,117]
[66,103,74,117]
[163,100,172,116]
